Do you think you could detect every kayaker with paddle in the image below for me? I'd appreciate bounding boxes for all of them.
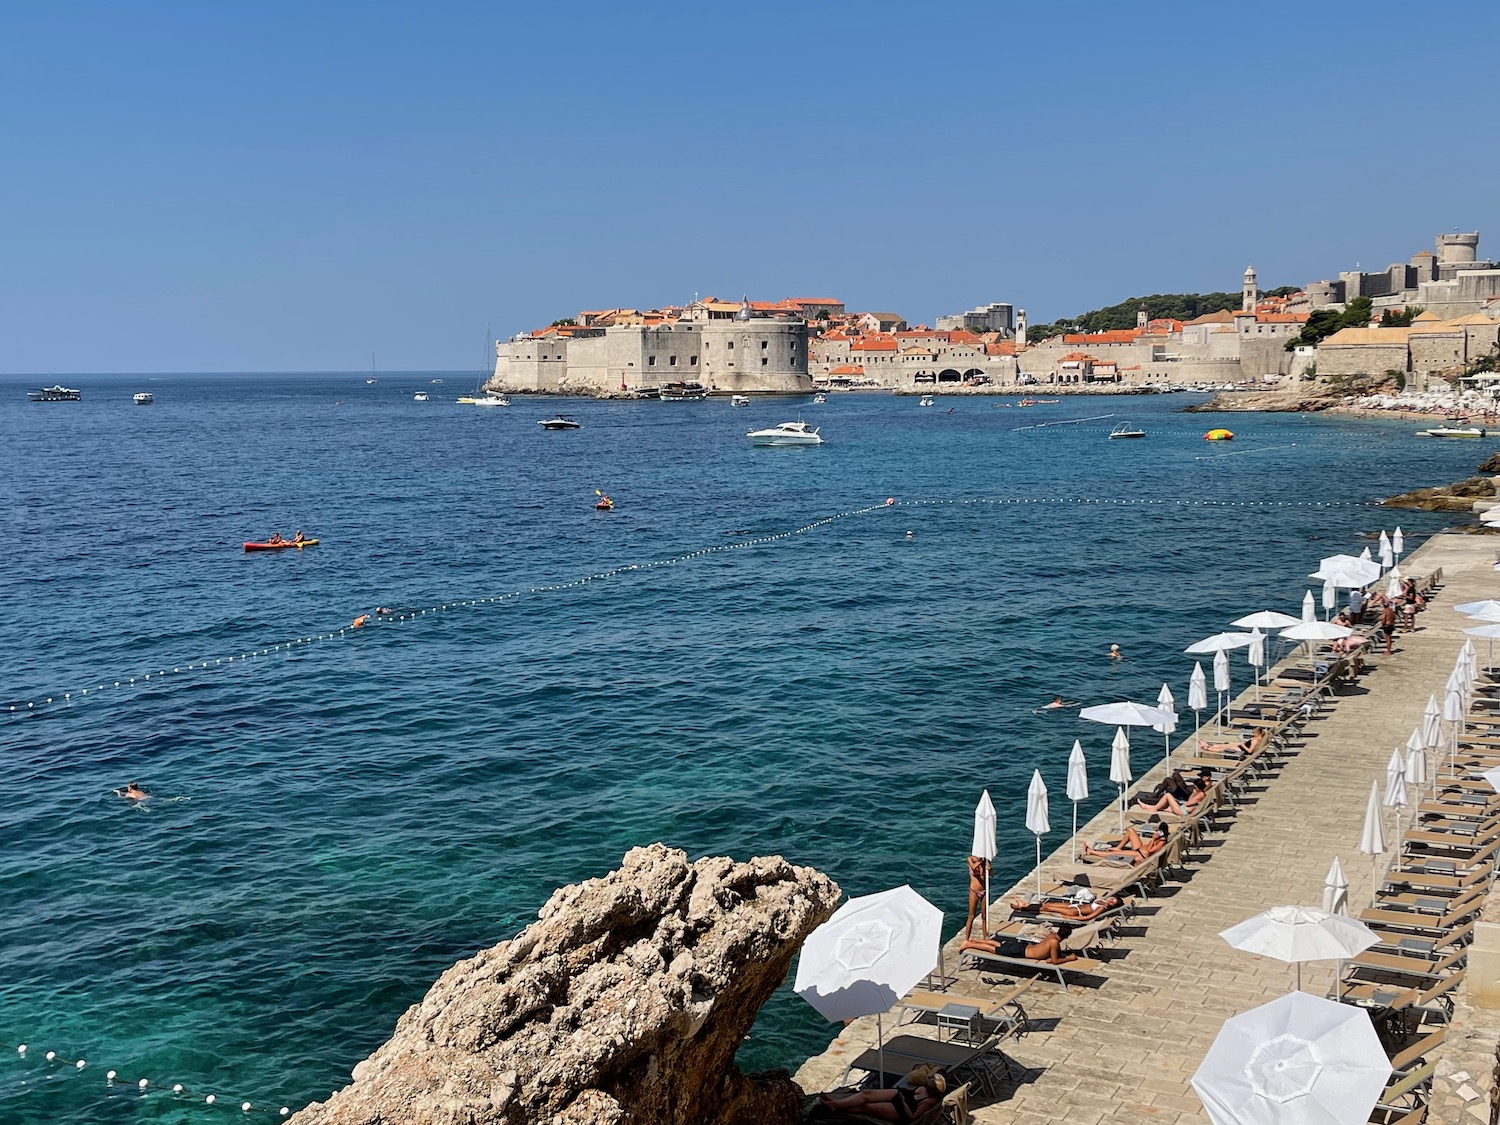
[268,532,285,544]
[292,530,305,543]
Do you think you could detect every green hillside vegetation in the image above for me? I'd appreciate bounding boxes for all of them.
[1026,290,1281,341]
[1283,296,1373,351]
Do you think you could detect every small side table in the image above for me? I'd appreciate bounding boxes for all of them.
[934,1002,982,1044]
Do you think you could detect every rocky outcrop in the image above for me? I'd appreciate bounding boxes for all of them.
[289,845,840,1125]
[1183,388,1341,413]
[1480,452,1500,473]
[1383,476,1497,511]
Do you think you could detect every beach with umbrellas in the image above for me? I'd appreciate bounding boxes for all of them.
[796,528,1500,1124]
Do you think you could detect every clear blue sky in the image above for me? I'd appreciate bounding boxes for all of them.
[3,1,1498,372]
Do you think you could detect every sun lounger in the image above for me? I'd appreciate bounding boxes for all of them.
[1368,920,1474,958]
[960,945,1103,991]
[1362,901,1480,936]
[840,1032,1015,1096]
[1341,971,1464,1023]
[1348,944,1466,983]
[1382,864,1492,894]
[896,980,1033,1044]
[1368,1059,1435,1123]
[1388,1026,1446,1074]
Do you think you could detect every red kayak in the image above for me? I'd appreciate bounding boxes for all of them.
[244,538,319,552]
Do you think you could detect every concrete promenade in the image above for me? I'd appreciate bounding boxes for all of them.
[794,531,1500,1124]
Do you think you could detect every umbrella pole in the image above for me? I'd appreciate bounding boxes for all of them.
[1194,709,1201,754]
[1118,784,1125,834]
[1296,962,1302,993]
[983,869,990,938]
[1035,836,1042,896]
[1163,728,1170,767]
[1334,958,1341,1002]
[1071,801,1078,863]
[877,1011,885,1090]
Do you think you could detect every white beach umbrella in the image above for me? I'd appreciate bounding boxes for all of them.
[970,789,996,937]
[1232,610,1300,631]
[1247,629,1266,701]
[1213,648,1231,733]
[1312,555,1380,586]
[1191,991,1390,1125]
[1189,662,1208,748]
[1378,529,1392,561]
[1156,683,1178,763]
[1079,700,1174,731]
[1463,625,1500,674]
[794,885,943,1085]
[1443,688,1465,776]
[1383,749,1407,873]
[1301,590,1316,623]
[1359,546,1373,563]
[1066,739,1088,863]
[1358,780,1386,902]
[1281,620,1353,669]
[1454,599,1500,619]
[1385,573,1401,600]
[1422,694,1442,751]
[1481,765,1500,794]
[1404,733,1428,811]
[1393,526,1404,557]
[1109,726,1132,833]
[1185,632,1255,654]
[1321,579,1337,618]
[1219,905,1378,992]
[1025,770,1050,895]
[1322,857,1348,917]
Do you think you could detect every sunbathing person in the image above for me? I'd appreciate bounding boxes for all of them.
[818,1072,946,1122]
[1198,727,1269,758]
[1136,770,1191,814]
[1082,823,1169,865]
[960,923,1076,965]
[1009,894,1121,921]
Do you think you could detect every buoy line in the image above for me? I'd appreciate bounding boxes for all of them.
[1,494,1384,719]
[3,1040,292,1118]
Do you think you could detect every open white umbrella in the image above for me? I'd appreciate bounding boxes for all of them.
[1233,610,1301,631]
[1213,648,1231,732]
[1156,683,1178,763]
[1066,740,1088,863]
[1192,991,1391,1125]
[1185,632,1256,654]
[1383,749,1407,874]
[1248,629,1265,701]
[1219,905,1378,991]
[1301,590,1316,623]
[1025,770,1049,895]
[1079,700,1174,730]
[1465,623,1500,670]
[1358,780,1386,902]
[1281,620,1353,669]
[794,885,944,1086]
[1109,727,1132,833]
[1312,554,1380,587]
[970,790,996,938]
[1454,599,1500,619]
[1189,663,1208,747]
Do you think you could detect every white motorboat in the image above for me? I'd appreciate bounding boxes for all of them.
[27,385,81,402]
[539,415,581,430]
[747,420,822,446]
[812,392,827,404]
[133,392,154,405]
[1418,426,1484,438]
[473,395,509,407]
[413,391,429,402]
[919,394,934,407]
[731,395,750,407]
[1108,423,1145,439]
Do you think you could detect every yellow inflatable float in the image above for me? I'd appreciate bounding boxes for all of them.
[1204,428,1234,441]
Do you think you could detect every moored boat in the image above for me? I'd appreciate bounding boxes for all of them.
[539,415,581,430]
[919,395,934,407]
[731,395,750,407]
[1108,423,1145,439]
[27,385,81,402]
[812,392,827,404]
[1418,426,1485,438]
[133,392,154,406]
[473,394,509,407]
[658,382,709,401]
[747,420,822,446]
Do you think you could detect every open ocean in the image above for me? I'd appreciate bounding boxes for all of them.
[0,373,1481,1122]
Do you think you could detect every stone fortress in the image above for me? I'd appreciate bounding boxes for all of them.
[488,230,1500,396]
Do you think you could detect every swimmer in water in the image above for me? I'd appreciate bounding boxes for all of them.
[905,531,914,540]
[352,614,370,629]
[114,781,149,800]
[375,607,395,616]
[1043,696,1066,709]
[1109,644,1122,661]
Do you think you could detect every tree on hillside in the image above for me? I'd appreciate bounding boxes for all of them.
[1285,297,1374,351]
[550,318,578,327]
[1265,285,1300,298]
[1379,306,1424,327]
[1022,289,1289,342]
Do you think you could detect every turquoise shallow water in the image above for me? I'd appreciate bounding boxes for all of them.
[0,374,1480,1121]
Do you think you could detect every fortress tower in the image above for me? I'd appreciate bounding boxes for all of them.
[1436,231,1480,266]
[1242,266,1259,312]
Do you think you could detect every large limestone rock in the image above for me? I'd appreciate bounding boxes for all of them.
[1383,475,1498,511]
[290,845,840,1125]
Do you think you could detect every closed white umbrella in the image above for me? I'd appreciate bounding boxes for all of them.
[970,790,996,938]
[1385,572,1401,600]
[1359,546,1373,563]
[1192,992,1391,1125]
[1232,610,1300,631]
[1301,590,1316,623]
[1109,726,1132,833]
[1189,663,1208,749]
[1322,857,1348,917]
[1213,648,1231,732]
[1025,770,1049,895]
[1247,628,1265,701]
[1321,579,1338,619]
[1156,683,1177,763]
[1378,529,1392,562]
[1383,749,1407,874]
[1443,688,1465,777]
[1066,739,1088,863]
[1422,694,1442,753]
[1185,632,1256,654]
[1393,526,1404,557]
[1219,905,1378,992]
[1404,729,1427,792]
[1358,780,1386,902]
[794,885,944,1086]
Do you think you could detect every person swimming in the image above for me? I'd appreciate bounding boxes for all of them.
[114,781,149,800]
[1109,643,1122,660]
[352,614,370,628]
[375,607,396,616]
[1042,696,1071,709]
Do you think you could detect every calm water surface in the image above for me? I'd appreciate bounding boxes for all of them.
[0,374,1477,1121]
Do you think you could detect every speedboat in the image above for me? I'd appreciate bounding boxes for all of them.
[1108,423,1145,439]
[539,415,581,430]
[133,392,154,406]
[1419,426,1485,438]
[473,395,509,407]
[747,421,822,446]
[919,395,934,407]
[812,392,827,404]
[27,385,81,402]
[731,395,750,407]
[413,392,429,402]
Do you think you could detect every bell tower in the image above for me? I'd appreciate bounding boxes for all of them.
[1016,309,1027,345]
[1242,266,1259,312]
[1136,306,1147,329]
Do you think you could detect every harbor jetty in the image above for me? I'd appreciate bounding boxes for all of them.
[793,531,1500,1124]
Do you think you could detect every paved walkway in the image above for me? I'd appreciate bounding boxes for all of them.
[795,530,1500,1124]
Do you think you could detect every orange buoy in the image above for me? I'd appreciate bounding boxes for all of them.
[352,614,369,628]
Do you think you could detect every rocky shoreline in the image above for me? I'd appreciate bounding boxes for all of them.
[1382,451,1500,516]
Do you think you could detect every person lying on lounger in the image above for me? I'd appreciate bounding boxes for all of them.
[1009,893,1121,920]
[1136,770,1191,814]
[959,923,1076,965]
[817,1071,946,1121]
[1082,823,1169,865]
[1198,727,1269,758]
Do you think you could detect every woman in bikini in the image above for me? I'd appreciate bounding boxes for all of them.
[959,923,1076,965]
[1082,823,1169,865]
[818,1072,946,1121]
[963,854,990,940]
[1136,770,1191,815]
[1008,894,1121,921]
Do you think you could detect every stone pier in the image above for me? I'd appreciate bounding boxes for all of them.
[794,532,1500,1124]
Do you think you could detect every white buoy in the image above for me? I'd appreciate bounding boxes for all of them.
[106,1069,116,1078]
[76,1059,86,1069]
[206,1094,216,1104]
[16,1045,25,1054]
[45,1051,55,1061]
[242,1101,252,1111]
[139,1078,148,1089]
[174,1084,185,1094]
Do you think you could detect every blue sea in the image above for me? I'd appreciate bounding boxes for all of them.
[0,374,1478,1121]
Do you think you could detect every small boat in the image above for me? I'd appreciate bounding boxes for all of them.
[1108,423,1145,439]
[658,381,709,401]
[133,392,154,406]
[27,385,81,402]
[1204,428,1234,441]
[747,421,822,446]
[1418,426,1485,438]
[431,378,444,384]
[366,378,377,385]
[731,395,750,407]
[473,395,509,407]
[413,392,429,402]
[539,415,581,430]
[812,393,827,404]
[919,395,934,407]
[244,538,319,552]
[595,497,614,511]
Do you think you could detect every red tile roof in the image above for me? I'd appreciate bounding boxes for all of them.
[829,364,865,375]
